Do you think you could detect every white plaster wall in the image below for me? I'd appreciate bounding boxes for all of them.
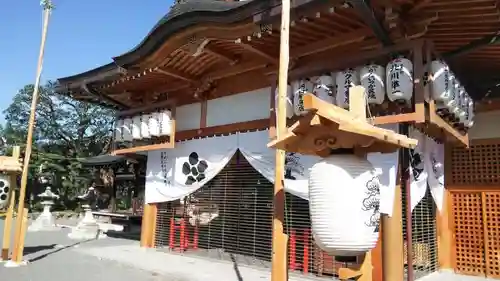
[468,110,500,140]
[206,87,271,127]
[175,103,201,131]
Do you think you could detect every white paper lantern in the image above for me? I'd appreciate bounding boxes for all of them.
[386,58,413,103]
[336,68,360,109]
[292,79,314,115]
[458,95,469,124]
[0,174,11,210]
[132,115,142,140]
[275,84,294,119]
[114,119,124,142]
[160,110,172,136]
[309,154,380,256]
[313,75,335,104]
[455,87,466,121]
[465,98,474,128]
[149,112,161,137]
[141,114,151,139]
[360,64,385,105]
[122,118,133,142]
[447,76,459,114]
[430,60,452,103]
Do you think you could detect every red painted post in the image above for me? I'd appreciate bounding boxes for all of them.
[180,219,185,252]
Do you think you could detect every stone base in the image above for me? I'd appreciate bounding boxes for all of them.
[28,213,60,232]
[4,260,28,267]
[68,209,102,240]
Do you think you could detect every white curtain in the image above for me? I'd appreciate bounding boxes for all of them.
[425,137,445,212]
[238,130,399,216]
[145,128,399,214]
[409,128,428,212]
[238,130,317,199]
[145,134,238,203]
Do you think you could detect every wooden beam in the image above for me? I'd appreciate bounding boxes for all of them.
[205,44,239,65]
[290,28,371,58]
[235,39,279,64]
[382,171,405,281]
[437,189,453,270]
[140,203,158,248]
[156,67,196,83]
[271,0,290,279]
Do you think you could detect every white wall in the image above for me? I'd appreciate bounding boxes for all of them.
[469,110,500,140]
[175,87,271,131]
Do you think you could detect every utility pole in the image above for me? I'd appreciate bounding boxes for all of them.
[10,0,54,266]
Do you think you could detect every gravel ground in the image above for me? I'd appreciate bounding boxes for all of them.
[0,219,172,281]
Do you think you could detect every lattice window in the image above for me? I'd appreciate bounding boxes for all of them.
[402,187,438,280]
[450,143,500,185]
[484,192,500,278]
[154,151,356,279]
[451,191,485,276]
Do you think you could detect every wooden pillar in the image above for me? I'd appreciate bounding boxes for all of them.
[140,203,158,248]
[437,189,453,270]
[272,0,291,279]
[381,180,404,281]
[372,224,383,281]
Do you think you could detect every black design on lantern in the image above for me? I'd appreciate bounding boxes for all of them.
[160,151,171,186]
[367,66,377,100]
[0,179,9,202]
[284,152,304,180]
[362,176,381,232]
[182,152,208,185]
[389,62,403,93]
[343,69,354,105]
[410,148,424,181]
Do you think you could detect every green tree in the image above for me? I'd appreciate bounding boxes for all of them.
[2,81,116,205]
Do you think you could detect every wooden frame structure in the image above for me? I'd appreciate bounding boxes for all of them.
[53,0,500,280]
[0,147,24,262]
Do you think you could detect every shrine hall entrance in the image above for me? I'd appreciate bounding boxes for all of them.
[449,140,500,279]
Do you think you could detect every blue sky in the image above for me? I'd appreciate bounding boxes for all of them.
[0,0,172,124]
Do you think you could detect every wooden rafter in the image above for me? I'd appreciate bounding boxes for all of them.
[205,44,239,65]
[234,39,279,64]
[155,67,196,83]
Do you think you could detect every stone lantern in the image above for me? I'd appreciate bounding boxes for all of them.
[28,186,60,232]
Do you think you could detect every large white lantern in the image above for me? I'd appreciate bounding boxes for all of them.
[122,118,133,142]
[313,75,335,104]
[141,114,151,139]
[309,154,380,256]
[275,84,294,119]
[292,79,314,115]
[160,110,172,136]
[386,58,413,104]
[0,174,11,209]
[132,115,142,140]
[360,64,385,105]
[430,60,451,103]
[336,68,360,109]
[149,111,161,137]
[114,119,124,143]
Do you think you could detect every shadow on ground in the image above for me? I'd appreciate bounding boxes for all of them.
[26,240,93,263]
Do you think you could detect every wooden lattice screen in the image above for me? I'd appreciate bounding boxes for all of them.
[449,141,500,186]
[451,191,485,276]
[484,192,500,277]
[448,139,500,279]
